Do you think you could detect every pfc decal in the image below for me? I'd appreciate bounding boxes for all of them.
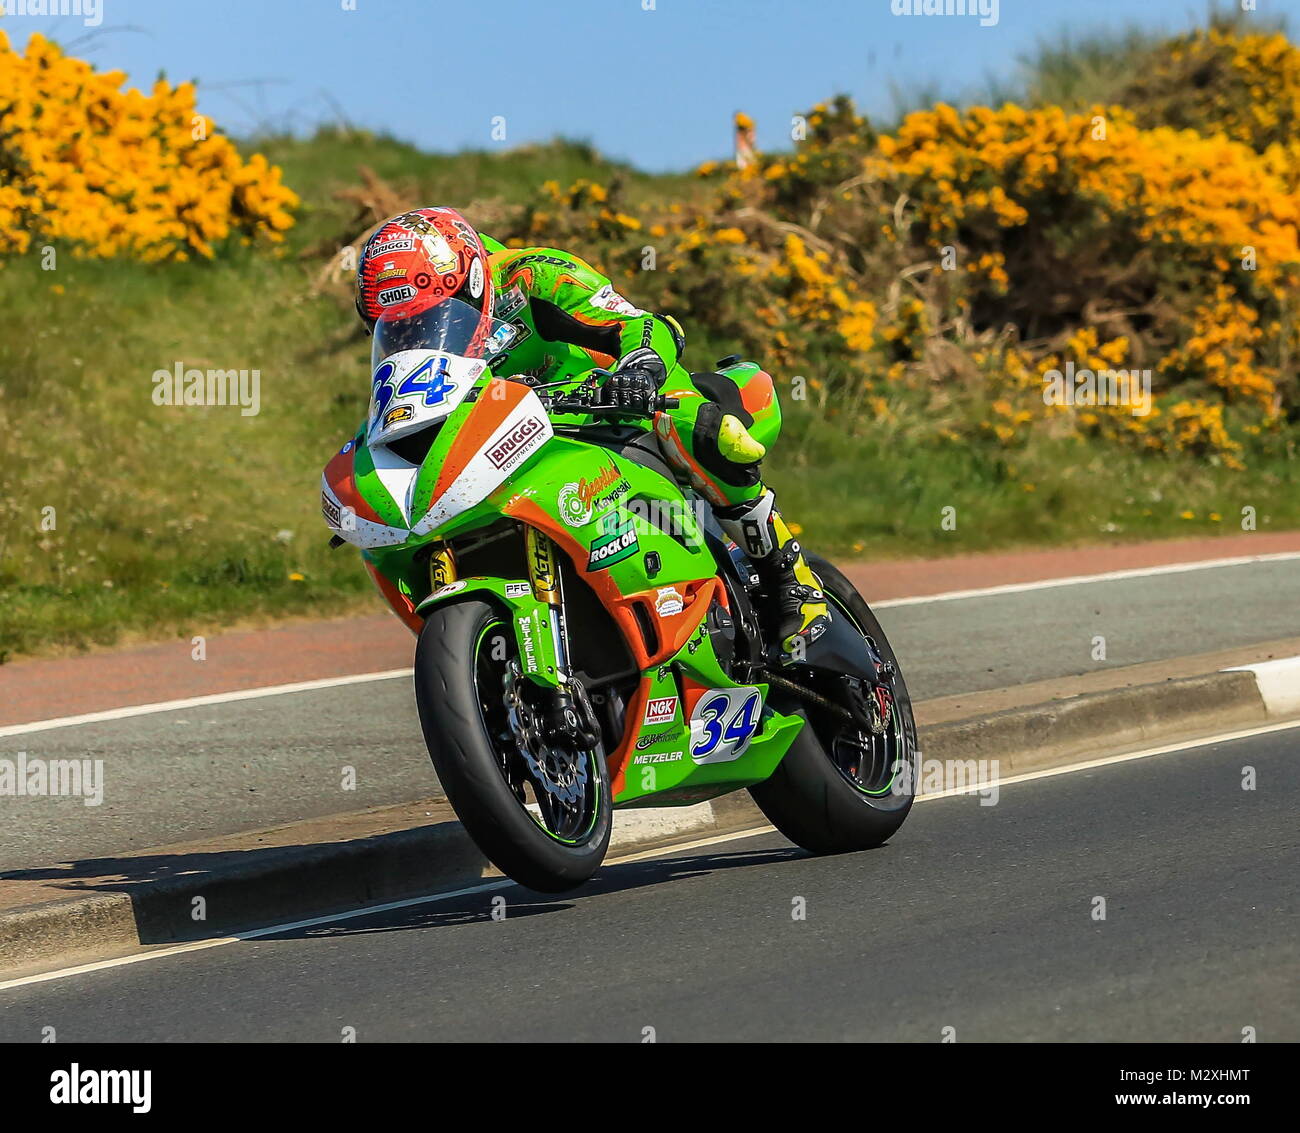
[643,695,679,726]
[504,581,531,598]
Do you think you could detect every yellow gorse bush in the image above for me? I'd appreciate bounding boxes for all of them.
[502,30,1300,469]
[1124,28,1300,156]
[0,32,297,261]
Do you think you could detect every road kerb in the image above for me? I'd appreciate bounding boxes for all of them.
[1,661,1295,980]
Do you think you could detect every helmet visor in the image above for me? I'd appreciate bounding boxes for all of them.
[371,297,513,370]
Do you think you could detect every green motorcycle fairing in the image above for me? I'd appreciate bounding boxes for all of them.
[323,365,802,807]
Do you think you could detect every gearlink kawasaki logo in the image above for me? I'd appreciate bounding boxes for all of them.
[559,483,592,528]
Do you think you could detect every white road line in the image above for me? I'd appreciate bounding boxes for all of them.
[871,550,1300,608]
[5,550,1298,736]
[0,669,414,738]
[3,714,1295,994]
[916,716,1300,799]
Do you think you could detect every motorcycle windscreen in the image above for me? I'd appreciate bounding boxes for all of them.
[366,298,517,446]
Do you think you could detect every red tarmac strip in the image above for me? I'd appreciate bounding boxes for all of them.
[3,530,1298,727]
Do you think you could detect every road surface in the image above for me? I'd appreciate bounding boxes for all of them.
[1,726,1295,1041]
[3,555,1300,870]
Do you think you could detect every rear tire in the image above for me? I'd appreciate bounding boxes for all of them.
[414,599,612,892]
[748,554,917,854]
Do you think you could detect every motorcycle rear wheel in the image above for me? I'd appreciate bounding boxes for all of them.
[748,553,918,854]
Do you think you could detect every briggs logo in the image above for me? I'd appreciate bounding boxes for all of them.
[487,416,545,470]
[644,696,679,726]
[321,491,341,528]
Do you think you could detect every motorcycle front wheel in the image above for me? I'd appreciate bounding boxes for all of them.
[414,599,612,892]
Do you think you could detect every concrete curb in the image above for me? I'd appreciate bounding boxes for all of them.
[2,660,1296,980]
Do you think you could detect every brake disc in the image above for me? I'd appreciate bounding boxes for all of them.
[501,663,589,806]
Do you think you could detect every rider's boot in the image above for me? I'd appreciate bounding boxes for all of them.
[716,487,831,662]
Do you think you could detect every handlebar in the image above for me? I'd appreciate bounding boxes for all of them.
[546,388,679,418]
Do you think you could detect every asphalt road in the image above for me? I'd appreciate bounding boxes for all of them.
[1,727,1295,1042]
[3,557,1299,870]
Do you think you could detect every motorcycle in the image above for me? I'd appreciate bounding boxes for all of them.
[323,297,918,891]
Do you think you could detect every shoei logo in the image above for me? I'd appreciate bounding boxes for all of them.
[644,696,679,726]
[487,415,546,470]
[377,284,417,307]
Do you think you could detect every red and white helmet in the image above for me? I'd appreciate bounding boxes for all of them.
[355,207,492,333]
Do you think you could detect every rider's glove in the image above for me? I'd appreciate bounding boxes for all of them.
[599,368,659,414]
[599,348,667,415]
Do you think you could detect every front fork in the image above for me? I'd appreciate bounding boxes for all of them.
[525,527,601,750]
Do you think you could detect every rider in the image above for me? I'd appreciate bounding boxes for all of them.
[352,206,831,660]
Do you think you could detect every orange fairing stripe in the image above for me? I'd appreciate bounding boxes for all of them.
[365,560,423,636]
[431,378,531,503]
[608,677,652,796]
[739,369,776,417]
[324,446,387,527]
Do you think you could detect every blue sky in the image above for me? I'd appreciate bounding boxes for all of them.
[0,0,1272,170]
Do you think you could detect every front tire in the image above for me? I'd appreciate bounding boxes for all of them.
[748,554,917,854]
[414,599,612,892]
